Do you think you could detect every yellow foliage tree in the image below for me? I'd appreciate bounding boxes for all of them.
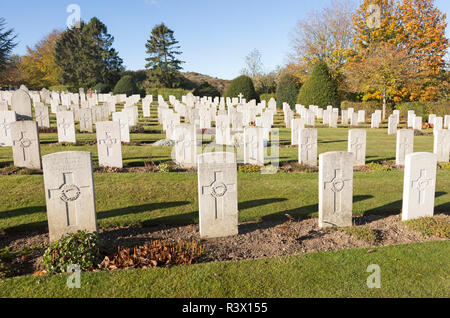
[20,29,62,89]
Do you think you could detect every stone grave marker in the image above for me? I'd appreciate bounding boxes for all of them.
[319,151,353,228]
[10,120,42,169]
[57,111,76,143]
[0,110,16,146]
[198,152,238,239]
[402,152,437,220]
[348,129,366,166]
[298,128,317,167]
[43,151,98,242]
[396,129,414,165]
[96,121,123,168]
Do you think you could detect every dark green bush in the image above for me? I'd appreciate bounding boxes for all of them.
[297,61,338,108]
[113,75,139,96]
[277,74,301,109]
[43,231,103,274]
[94,83,112,93]
[225,75,259,102]
[193,82,221,98]
[260,93,276,101]
[395,101,450,120]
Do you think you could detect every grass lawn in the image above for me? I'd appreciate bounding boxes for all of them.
[0,241,448,298]
[0,102,448,298]
[0,170,449,234]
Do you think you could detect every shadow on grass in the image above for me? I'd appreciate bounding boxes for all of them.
[98,201,191,220]
[0,206,46,220]
[363,191,447,218]
[239,195,374,234]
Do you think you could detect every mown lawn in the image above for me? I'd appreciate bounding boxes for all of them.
[0,241,448,298]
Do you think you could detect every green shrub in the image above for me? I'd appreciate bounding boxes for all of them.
[113,75,139,96]
[225,75,259,102]
[341,100,389,115]
[297,61,338,108]
[43,231,103,274]
[158,163,171,173]
[276,74,301,109]
[342,226,379,243]
[193,82,221,98]
[146,88,192,100]
[395,101,450,121]
[94,83,112,93]
[260,93,276,102]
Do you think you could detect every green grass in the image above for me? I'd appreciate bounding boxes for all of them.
[1,170,449,234]
[0,241,448,298]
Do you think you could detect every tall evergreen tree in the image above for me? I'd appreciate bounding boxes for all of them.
[55,17,123,88]
[145,23,184,88]
[0,17,17,73]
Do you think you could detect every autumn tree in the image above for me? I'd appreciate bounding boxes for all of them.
[397,0,448,101]
[20,30,62,89]
[145,23,184,88]
[0,17,17,74]
[346,42,415,118]
[0,55,24,88]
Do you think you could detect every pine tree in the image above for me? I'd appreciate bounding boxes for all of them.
[55,17,123,88]
[145,23,184,88]
[0,17,17,73]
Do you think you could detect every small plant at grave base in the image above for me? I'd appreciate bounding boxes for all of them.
[248,121,256,127]
[403,217,450,239]
[438,162,450,170]
[280,162,318,173]
[42,231,103,274]
[99,240,205,270]
[130,125,145,133]
[238,164,261,173]
[423,123,433,130]
[365,162,395,172]
[342,226,379,244]
[157,162,171,173]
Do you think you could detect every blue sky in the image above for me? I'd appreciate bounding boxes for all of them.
[2,0,450,80]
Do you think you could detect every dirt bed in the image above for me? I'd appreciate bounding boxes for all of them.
[1,214,448,276]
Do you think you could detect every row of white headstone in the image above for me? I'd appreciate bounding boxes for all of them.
[41,149,440,242]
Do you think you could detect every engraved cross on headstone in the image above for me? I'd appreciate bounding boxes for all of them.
[202,171,237,219]
[58,119,71,136]
[13,132,35,161]
[98,132,117,157]
[0,118,10,136]
[303,137,314,161]
[351,137,363,160]
[324,169,351,214]
[48,172,91,227]
[412,169,433,205]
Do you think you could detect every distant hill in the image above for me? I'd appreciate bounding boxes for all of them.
[181,72,231,93]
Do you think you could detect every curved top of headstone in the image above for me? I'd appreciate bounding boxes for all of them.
[405,152,437,161]
[19,85,29,93]
[319,151,353,160]
[43,151,92,162]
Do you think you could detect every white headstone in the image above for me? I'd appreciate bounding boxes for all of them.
[57,111,76,143]
[10,120,42,170]
[298,128,317,167]
[348,129,366,166]
[96,121,123,168]
[434,129,450,162]
[319,151,353,228]
[43,151,98,242]
[396,129,414,166]
[402,152,437,220]
[198,152,238,239]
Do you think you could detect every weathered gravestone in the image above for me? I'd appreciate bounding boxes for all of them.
[11,89,33,121]
[198,152,238,239]
[298,128,317,167]
[396,129,414,166]
[388,115,397,135]
[57,111,76,143]
[0,111,16,146]
[434,129,450,162]
[10,121,42,170]
[401,152,437,220]
[244,126,264,166]
[348,129,366,166]
[43,151,98,242]
[35,106,50,128]
[319,151,353,228]
[96,121,123,168]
